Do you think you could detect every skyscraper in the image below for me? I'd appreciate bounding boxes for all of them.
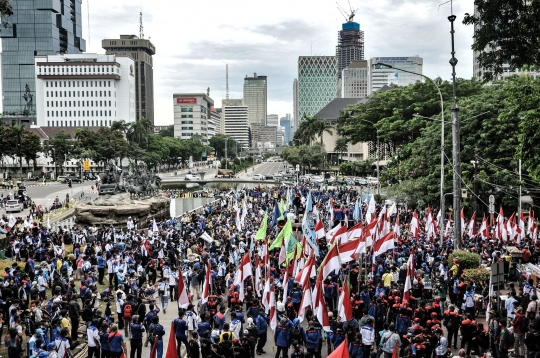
[297,56,338,120]
[368,56,423,94]
[102,35,156,124]
[336,21,364,80]
[0,0,86,116]
[266,114,279,127]
[292,79,299,137]
[342,60,369,98]
[280,114,291,144]
[243,73,267,125]
[222,99,250,147]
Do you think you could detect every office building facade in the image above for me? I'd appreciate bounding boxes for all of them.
[251,123,277,148]
[336,22,364,80]
[292,79,299,137]
[209,107,220,139]
[222,99,250,147]
[266,113,279,127]
[243,73,267,125]
[35,54,135,127]
[173,93,213,142]
[297,56,338,120]
[1,0,86,117]
[102,35,156,123]
[369,57,423,94]
[280,114,291,144]
[342,60,369,98]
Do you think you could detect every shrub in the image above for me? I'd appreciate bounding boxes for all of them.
[462,268,490,283]
[448,251,481,270]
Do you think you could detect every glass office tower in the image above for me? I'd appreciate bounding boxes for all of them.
[1,0,86,116]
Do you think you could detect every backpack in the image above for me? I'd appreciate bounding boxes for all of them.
[147,324,156,344]
[291,326,302,343]
[520,316,530,333]
[506,329,515,346]
[7,337,20,355]
[447,316,459,331]
[123,303,133,319]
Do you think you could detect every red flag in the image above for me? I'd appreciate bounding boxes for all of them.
[315,220,325,239]
[149,339,158,358]
[403,251,415,304]
[233,252,253,302]
[201,260,211,305]
[320,244,341,280]
[392,341,399,358]
[338,277,353,321]
[165,322,178,358]
[178,268,190,309]
[373,230,395,257]
[410,210,419,238]
[327,335,349,358]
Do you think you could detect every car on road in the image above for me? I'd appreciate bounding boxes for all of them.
[5,200,22,213]
[17,185,27,196]
[252,174,265,180]
[273,174,282,181]
[311,175,324,183]
[355,177,368,185]
[184,174,199,181]
[264,174,274,180]
[216,170,235,178]
[63,176,82,183]
[56,176,67,183]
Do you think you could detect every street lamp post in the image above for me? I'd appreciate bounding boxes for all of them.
[359,119,380,195]
[375,62,445,245]
[224,138,229,170]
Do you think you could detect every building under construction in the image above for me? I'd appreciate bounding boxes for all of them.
[336,22,364,79]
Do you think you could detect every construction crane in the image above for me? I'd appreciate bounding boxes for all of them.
[336,0,359,22]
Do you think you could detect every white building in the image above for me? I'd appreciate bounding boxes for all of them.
[222,99,250,147]
[267,113,279,127]
[208,107,220,139]
[342,60,369,98]
[35,54,135,127]
[368,56,423,94]
[173,93,213,143]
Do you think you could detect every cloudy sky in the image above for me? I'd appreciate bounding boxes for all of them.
[84,0,474,125]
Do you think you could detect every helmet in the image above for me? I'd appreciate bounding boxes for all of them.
[434,296,441,302]
[414,318,420,323]
[431,312,438,318]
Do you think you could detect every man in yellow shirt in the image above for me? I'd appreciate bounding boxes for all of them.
[382,270,393,289]
[450,258,460,276]
[60,310,72,337]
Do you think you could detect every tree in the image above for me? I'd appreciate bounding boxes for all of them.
[313,119,333,145]
[44,130,74,176]
[463,1,540,81]
[334,138,348,163]
[21,132,41,171]
[0,1,13,29]
[111,119,130,134]
[159,125,174,138]
[10,124,25,174]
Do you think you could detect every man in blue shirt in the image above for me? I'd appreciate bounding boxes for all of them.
[173,312,189,358]
[149,316,165,358]
[256,312,269,355]
[97,254,105,285]
[130,315,145,358]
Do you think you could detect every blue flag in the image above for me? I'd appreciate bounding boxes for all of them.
[305,190,313,213]
[353,198,362,223]
[302,190,319,256]
[270,200,280,228]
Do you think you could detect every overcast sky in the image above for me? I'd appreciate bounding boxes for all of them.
[22,0,478,125]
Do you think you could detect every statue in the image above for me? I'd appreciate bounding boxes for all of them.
[121,162,162,198]
[22,84,33,116]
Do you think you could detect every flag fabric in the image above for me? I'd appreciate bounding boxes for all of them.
[165,322,179,358]
[373,230,395,257]
[262,277,271,313]
[270,219,293,250]
[201,261,211,305]
[467,212,477,237]
[200,232,214,243]
[480,213,490,239]
[301,191,319,256]
[518,210,526,243]
[233,252,253,302]
[338,277,353,322]
[235,207,242,231]
[528,209,535,237]
[391,341,399,358]
[254,211,268,241]
[315,220,325,239]
[8,215,16,228]
[353,199,362,223]
[297,269,313,322]
[425,206,434,238]
[366,195,376,223]
[329,224,348,245]
[461,209,466,237]
[269,284,277,331]
[313,277,331,332]
[394,214,401,240]
[496,207,506,241]
[46,217,51,230]
[271,201,281,228]
[410,211,419,238]
[149,339,158,358]
[403,252,415,304]
[326,223,342,243]
[153,219,159,233]
[254,256,262,298]
[178,268,190,309]
[320,245,341,280]
[347,222,363,240]
[507,213,516,240]
[338,239,360,263]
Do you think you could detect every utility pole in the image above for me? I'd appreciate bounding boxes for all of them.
[449,13,462,249]
[473,147,478,213]
[519,159,522,219]
[224,138,228,170]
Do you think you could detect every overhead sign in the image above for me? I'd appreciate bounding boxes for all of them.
[83,160,90,171]
[176,97,197,104]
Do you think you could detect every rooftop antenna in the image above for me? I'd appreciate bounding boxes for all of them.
[139,10,144,39]
[226,64,229,99]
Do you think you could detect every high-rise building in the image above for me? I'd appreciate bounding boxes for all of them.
[173,93,213,143]
[35,54,135,127]
[276,126,285,146]
[336,22,364,80]
[243,73,267,125]
[209,107,221,139]
[292,79,299,137]
[222,99,250,147]
[280,114,291,144]
[102,35,156,123]
[266,114,279,127]
[342,60,369,98]
[251,123,277,148]
[369,57,423,94]
[0,0,86,117]
[297,56,338,120]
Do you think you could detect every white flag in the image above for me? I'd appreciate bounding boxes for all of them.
[200,232,214,243]
[8,215,16,228]
[152,219,159,233]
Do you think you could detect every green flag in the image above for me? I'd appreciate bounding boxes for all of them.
[269,219,292,250]
[287,242,302,262]
[254,211,268,241]
[286,233,299,253]
[277,199,286,221]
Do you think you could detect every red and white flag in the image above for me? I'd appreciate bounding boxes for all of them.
[295,253,316,284]
[518,210,526,243]
[403,252,415,304]
[233,252,253,302]
[507,213,516,240]
[425,206,434,238]
[394,214,401,240]
[297,270,313,322]
[315,220,325,240]
[320,244,341,280]
[313,276,331,332]
[496,207,507,241]
[410,210,419,238]
[200,261,211,305]
[444,216,452,238]
[467,212,477,237]
[330,224,348,245]
[528,209,535,237]
[461,209,466,236]
[326,223,342,243]
[480,213,490,239]
[178,268,190,309]
[262,276,271,313]
[373,230,395,257]
[347,221,363,240]
[338,277,353,322]
[269,284,277,331]
[254,256,262,297]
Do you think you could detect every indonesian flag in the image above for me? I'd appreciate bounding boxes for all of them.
[532,221,538,243]
[320,244,341,280]
[496,207,507,242]
[436,208,442,227]
[347,222,363,240]
[255,256,262,297]
[528,209,535,237]
[297,268,313,322]
[233,252,253,302]
[201,261,211,305]
[394,214,401,240]
[403,252,415,304]
[315,220,325,240]
[178,268,190,309]
[507,213,516,240]
[480,213,490,239]
[461,209,466,236]
[338,239,360,263]
[269,284,277,331]
[518,210,526,243]
[329,198,335,223]
[353,219,378,258]
[378,205,388,236]
[282,265,290,302]
[410,211,419,238]
[295,253,316,283]
[260,241,269,267]
[330,224,348,245]
[444,216,452,238]
[467,212,477,237]
[262,276,271,313]
[278,237,287,266]
[373,230,395,257]
[338,277,353,322]
[327,334,349,358]
[313,276,331,332]
[326,223,342,243]
[425,206,434,238]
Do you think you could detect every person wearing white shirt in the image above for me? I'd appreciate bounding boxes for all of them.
[506,291,518,319]
[361,318,376,354]
[168,271,178,301]
[86,322,100,358]
[158,278,170,313]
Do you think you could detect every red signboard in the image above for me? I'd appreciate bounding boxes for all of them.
[176,97,197,104]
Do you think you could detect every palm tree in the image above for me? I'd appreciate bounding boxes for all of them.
[111,119,130,134]
[334,138,348,164]
[298,114,319,145]
[313,119,333,145]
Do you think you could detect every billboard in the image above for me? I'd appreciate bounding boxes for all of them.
[176,97,197,104]
[83,160,91,171]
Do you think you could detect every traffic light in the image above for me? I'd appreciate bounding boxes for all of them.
[68,180,72,188]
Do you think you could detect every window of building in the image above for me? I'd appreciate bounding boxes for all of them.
[181,121,194,124]
[181,107,194,112]
[47,111,49,117]
[181,115,193,118]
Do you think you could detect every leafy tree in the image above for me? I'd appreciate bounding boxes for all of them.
[463,1,540,81]
[111,119,130,134]
[313,119,333,145]
[334,138,348,163]
[44,130,74,175]
[21,132,41,171]
[0,1,13,29]
[159,125,175,138]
